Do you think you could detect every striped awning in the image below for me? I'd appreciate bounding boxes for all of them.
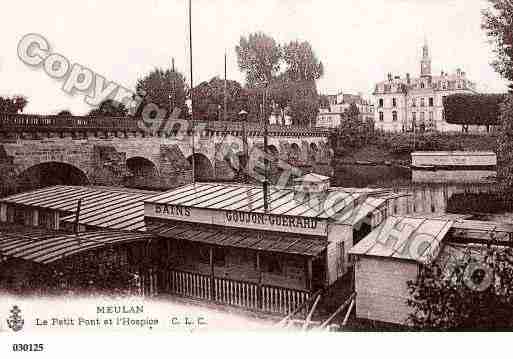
[145,182,365,219]
[1,185,160,232]
[147,221,327,257]
[0,225,153,264]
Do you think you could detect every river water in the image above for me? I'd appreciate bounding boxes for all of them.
[333,164,511,222]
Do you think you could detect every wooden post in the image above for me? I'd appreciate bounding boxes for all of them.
[0,203,7,223]
[32,209,39,227]
[305,257,313,292]
[256,251,262,310]
[209,246,215,301]
[53,211,60,230]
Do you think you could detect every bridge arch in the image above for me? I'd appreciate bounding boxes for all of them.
[187,153,214,181]
[17,162,89,190]
[126,157,159,177]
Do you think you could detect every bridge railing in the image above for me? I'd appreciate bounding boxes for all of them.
[0,113,330,136]
[0,113,138,131]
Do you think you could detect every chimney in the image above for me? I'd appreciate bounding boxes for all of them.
[406,73,411,84]
[387,73,392,81]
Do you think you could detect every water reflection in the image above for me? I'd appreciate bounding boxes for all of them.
[334,165,504,217]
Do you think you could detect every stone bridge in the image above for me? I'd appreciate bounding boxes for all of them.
[0,113,333,190]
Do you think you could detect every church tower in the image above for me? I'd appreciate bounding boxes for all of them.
[420,39,431,77]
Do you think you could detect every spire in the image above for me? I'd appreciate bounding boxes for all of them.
[420,36,431,77]
[422,36,429,58]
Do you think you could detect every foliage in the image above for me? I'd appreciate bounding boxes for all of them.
[0,96,28,113]
[236,32,282,86]
[497,94,513,199]
[135,67,188,119]
[331,130,497,159]
[282,41,324,81]
[319,94,331,109]
[192,77,244,121]
[288,80,320,126]
[88,99,128,117]
[407,244,513,330]
[482,0,513,87]
[443,94,505,126]
[235,33,324,126]
[57,110,72,116]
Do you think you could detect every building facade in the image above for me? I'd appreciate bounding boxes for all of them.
[373,41,478,132]
[316,93,375,129]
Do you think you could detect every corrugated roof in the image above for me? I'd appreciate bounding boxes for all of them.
[146,182,365,220]
[349,216,454,263]
[0,225,152,264]
[1,186,160,232]
[147,221,327,257]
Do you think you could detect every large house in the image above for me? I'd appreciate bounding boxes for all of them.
[316,93,374,128]
[373,41,478,132]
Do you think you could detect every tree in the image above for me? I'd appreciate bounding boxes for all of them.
[57,110,72,116]
[135,67,188,119]
[497,94,513,199]
[282,41,324,82]
[443,94,504,131]
[407,243,513,330]
[482,0,513,87]
[192,77,244,121]
[236,32,282,87]
[88,99,128,117]
[319,95,331,109]
[0,96,28,113]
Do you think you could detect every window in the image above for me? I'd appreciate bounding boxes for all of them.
[265,253,283,275]
[392,98,397,107]
[420,98,425,107]
[412,112,417,125]
[429,111,434,122]
[412,98,416,107]
[392,111,398,122]
[213,247,226,267]
[420,112,425,122]
[421,82,425,89]
[429,97,434,107]
[378,98,384,108]
[379,111,384,122]
[198,246,210,264]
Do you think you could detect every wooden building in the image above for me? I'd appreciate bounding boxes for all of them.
[0,180,406,315]
[142,181,396,314]
[349,215,456,325]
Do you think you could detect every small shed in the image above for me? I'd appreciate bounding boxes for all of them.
[349,216,453,325]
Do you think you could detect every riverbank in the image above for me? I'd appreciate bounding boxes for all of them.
[331,132,498,167]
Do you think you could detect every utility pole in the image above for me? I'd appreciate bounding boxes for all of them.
[189,0,195,184]
[224,51,227,122]
[263,83,269,212]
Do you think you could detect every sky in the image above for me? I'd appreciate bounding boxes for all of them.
[0,0,509,115]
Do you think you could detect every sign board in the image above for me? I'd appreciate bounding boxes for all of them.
[145,202,328,236]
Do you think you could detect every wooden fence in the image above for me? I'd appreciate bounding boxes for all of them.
[161,269,310,315]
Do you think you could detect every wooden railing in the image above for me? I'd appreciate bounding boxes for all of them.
[162,269,310,315]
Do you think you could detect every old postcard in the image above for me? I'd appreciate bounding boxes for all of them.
[0,0,512,356]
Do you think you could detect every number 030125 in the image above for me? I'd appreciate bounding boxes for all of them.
[12,344,44,352]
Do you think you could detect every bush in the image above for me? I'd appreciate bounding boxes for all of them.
[444,93,505,126]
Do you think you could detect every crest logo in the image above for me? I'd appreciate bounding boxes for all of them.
[6,305,24,332]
